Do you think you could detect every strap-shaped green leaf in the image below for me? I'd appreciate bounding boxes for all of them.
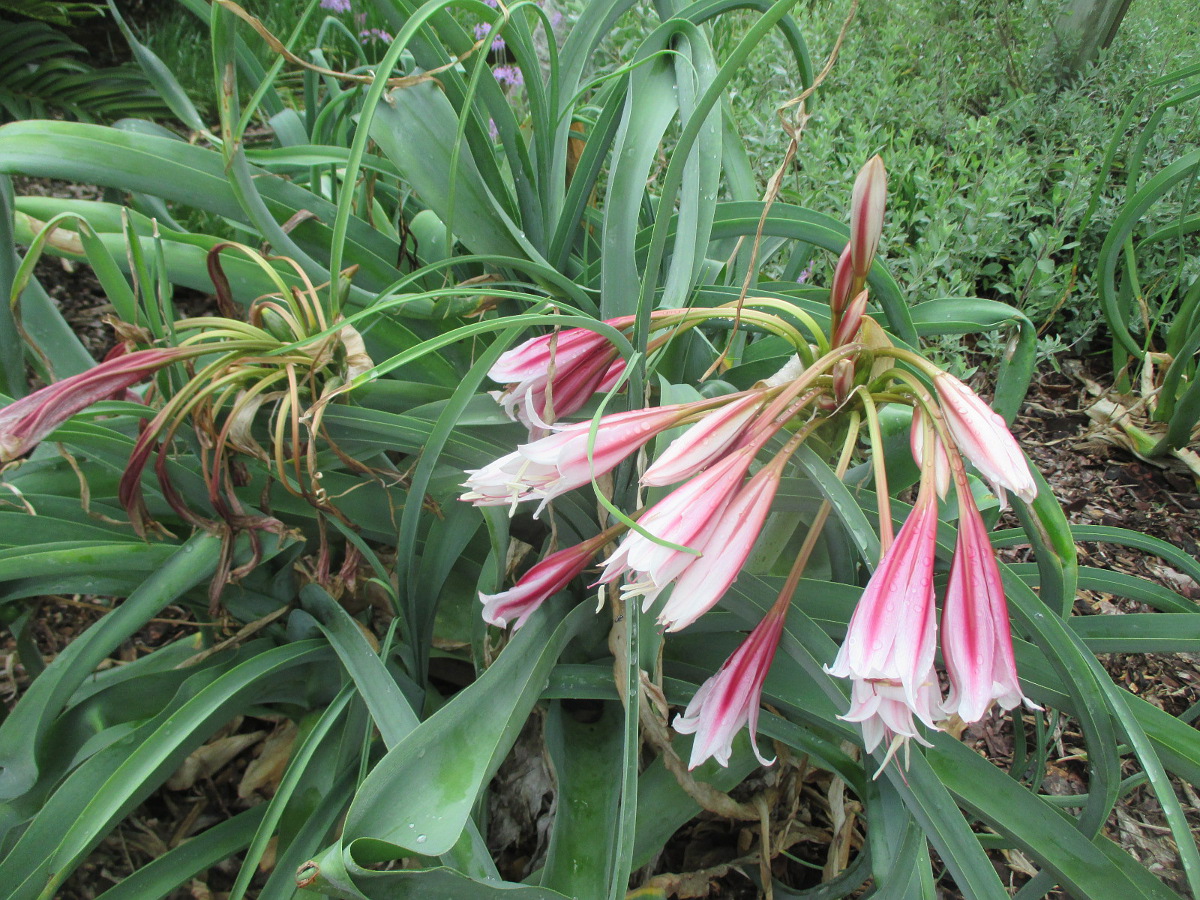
[341,600,591,858]
[95,806,267,900]
[0,532,224,798]
[929,736,1179,900]
[0,641,331,899]
[540,701,624,899]
[369,81,539,263]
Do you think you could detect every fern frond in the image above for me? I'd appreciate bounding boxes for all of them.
[0,21,169,124]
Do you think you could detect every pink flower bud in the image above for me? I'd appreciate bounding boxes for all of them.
[831,291,868,347]
[641,392,765,487]
[480,535,608,629]
[850,155,886,281]
[829,245,854,318]
[832,359,856,405]
[910,406,950,499]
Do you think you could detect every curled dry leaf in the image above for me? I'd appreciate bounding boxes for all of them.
[168,730,267,791]
[238,719,299,800]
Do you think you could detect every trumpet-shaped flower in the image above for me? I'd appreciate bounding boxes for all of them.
[481,535,608,629]
[494,346,621,429]
[489,321,632,385]
[826,487,943,759]
[934,372,1037,506]
[674,603,786,768]
[488,320,635,428]
[461,405,689,515]
[596,446,758,609]
[0,348,182,464]
[840,672,942,758]
[656,457,784,631]
[641,392,765,487]
[941,485,1031,722]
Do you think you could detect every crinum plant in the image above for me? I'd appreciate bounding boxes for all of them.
[0,1,1198,899]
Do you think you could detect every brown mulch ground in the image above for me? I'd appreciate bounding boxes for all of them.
[7,242,1200,897]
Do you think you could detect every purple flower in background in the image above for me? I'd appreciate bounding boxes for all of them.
[355,11,366,25]
[319,0,351,11]
[488,118,500,141]
[359,28,393,44]
[474,22,506,52]
[493,65,524,88]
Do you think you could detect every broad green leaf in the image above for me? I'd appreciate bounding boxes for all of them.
[342,600,592,858]
[369,81,536,262]
[930,735,1178,900]
[540,701,624,899]
[0,641,331,898]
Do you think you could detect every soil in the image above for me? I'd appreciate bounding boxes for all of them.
[7,213,1200,897]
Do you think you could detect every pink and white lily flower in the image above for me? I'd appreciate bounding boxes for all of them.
[489,318,639,429]
[934,372,1037,507]
[656,456,784,632]
[641,391,765,487]
[595,445,759,610]
[461,405,689,516]
[674,603,787,769]
[941,482,1033,722]
[826,486,944,766]
[480,533,611,629]
[495,346,622,429]
[840,675,943,758]
[488,318,634,385]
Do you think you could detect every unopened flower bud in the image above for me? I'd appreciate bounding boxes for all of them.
[850,155,886,281]
[910,406,950,499]
[832,291,868,347]
[832,359,856,405]
[829,245,854,318]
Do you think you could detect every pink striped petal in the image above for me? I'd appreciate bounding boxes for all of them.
[935,372,1036,506]
[673,605,786,768]
[641,392,765,487]
[941,486,1030,722]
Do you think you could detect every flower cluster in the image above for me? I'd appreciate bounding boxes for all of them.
[461,156,1040,773]
[826,390,1036,771]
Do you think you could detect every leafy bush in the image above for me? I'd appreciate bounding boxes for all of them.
[702,0,1200,349]
[0,2,1197,899]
